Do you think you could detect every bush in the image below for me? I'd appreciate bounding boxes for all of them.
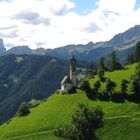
[55,104,104,140]
[80,80,91,93]
[17,102,30,117]
[29,99,41,108]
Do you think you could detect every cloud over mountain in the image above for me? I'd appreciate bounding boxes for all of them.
[13,10,50,25]
[0,0,139,49]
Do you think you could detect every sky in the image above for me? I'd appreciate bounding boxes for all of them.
[0,0,140,49]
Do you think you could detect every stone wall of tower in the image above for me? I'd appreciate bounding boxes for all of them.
[70,56,77,86]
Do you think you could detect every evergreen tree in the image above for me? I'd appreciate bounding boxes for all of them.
[105,79,116,95]
[93,80,101,95]
[109,51,122,71]
[99,57,107,70]
[136,62,140,78]
[126,53,134,64]
[131,77,140,96]
[87,61,97,76]
[121,79,129,96]
[130,62,140,96]
[134,41,140,62]
[80,80,91,93]
[97,69,105,81]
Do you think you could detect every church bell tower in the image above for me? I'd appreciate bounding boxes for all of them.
[70,55,77,86]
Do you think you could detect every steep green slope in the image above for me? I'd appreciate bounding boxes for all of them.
[0,91,139,140]
[89,63,136,92]
[0,64,139,140]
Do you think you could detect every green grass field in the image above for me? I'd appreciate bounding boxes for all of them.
[89,63,136,92]
[0,63,139,140]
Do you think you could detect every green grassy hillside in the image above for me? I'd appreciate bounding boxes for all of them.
[0,64,139,140]
[89,63,136,92]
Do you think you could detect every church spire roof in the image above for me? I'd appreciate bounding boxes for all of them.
[71,54,76,63]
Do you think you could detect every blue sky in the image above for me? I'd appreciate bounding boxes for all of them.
[135,0,140,9]
[70,0,140,14]
[69,0,98,15]
[0,0,140,49]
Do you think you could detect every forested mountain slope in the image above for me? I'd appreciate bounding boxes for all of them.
[0,55,68,123]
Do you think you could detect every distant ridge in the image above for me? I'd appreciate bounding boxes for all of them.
[45,25,140,62]
[6,45,32,55]
[1,25,140,62]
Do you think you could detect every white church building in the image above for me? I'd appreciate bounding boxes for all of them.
[60,55,77,93]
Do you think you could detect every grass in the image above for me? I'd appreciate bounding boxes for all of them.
[89,63,136,92]
[0,63,139,140]
[99,115,140,140]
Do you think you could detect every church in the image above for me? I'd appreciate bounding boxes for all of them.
[60,55,77,93]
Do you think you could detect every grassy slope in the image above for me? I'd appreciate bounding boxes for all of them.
[89,63,136,92]
[0,64,140,140]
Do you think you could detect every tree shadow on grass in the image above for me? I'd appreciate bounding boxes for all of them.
[18,110,30,117]
[68,87,77,94]
[86,91,126,103]
[126,94,140,103]
[111,93,125,103]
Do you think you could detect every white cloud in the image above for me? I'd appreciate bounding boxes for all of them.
[0,0,140,49]
[98,0,136,15]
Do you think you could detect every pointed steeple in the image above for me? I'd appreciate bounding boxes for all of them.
[70,54,77,86]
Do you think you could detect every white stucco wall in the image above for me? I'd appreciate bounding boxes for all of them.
[61,83,73,93]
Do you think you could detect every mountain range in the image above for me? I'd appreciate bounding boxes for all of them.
[1,25,140,62]
[45,25,140,62]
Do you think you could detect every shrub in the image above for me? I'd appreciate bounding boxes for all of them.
[80,80,91,93]
[55,104,104,140]
[17,102,30,117]
[29,99,41,108]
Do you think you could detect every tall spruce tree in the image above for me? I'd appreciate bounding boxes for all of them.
[93,80,101,95]
[134,41,140,62]
[105,79,116,95]
[131,62,140,97]
[97,69,105,81]
[109,50,122,71]
[99,57,107,70]
[121,79,129,96]
[126,53,134,64]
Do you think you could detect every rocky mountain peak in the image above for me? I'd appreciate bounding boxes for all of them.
[0,39,6,54]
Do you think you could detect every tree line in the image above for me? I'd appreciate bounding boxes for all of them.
[81,41,140,102]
